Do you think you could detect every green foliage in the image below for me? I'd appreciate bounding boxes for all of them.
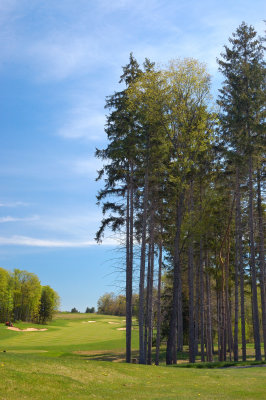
[97,292,139,317]
[0,267,13,322]
[96,25,264,365]
[0,267,59,324]
[85,306,95,313]
[38,286,60,324]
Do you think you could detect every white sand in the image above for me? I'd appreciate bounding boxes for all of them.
[82,321,96,323]
[7,327,47,332]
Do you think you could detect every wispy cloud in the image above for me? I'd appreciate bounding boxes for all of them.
[0,215,39,223]
[70,157,103,176]
[58,107,106,141]
[0,235,117,247]
[27,35,102,81]
[0,201,29,208]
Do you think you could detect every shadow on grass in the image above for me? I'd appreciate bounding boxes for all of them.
[73,344,265,366]
[74,349,139,362]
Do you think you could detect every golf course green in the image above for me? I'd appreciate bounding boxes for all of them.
[0,313,265,399]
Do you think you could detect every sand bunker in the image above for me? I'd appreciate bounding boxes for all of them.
[82,321,96,323]
[108,322,119,324]
[117,327,134,331]
[7,327,47,332]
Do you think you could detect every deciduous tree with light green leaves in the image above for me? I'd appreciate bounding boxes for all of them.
[128,58,214,364]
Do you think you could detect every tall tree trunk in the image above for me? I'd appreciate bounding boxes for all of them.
[257,167,266,360]
[200,238,205,362]
[177,268,183,353]
[205,260,213,362]
[236,172,247,361]
[194,259,200,356]
[144,243,151,364]
[248,156,261,361]
[188,182,195,363]
[234,167,240,361]
[138,167,149,364]
[166,192,184,365]
[220,251,226,362]
[217,280,221,360]
[147,208,155,365]
[155,241,163,366]
[126,165,134,363]
[225,234,233,358]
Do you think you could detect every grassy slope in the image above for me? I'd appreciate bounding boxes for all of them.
[0,314,265,400]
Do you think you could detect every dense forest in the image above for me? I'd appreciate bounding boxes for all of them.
[96,22,265,364]
[0,267,59,324]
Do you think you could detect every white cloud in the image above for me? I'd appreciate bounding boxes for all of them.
[0,215,39,223]
[58,108,106,141]
[70,157,103,175]
[0,235,117,247]
[27,35,101,81]
[0,201,29,207]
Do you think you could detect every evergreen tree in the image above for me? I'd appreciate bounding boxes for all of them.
[217,22,265,361]
[96,53,142,363]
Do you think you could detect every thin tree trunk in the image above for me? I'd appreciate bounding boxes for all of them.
[144,243,151,364]
[220,251,226,362]
[147,208,155,365]
[125,178,130,363]
[126,165,134,363]
[236,175,247,361]
[188,181,195,363]
[155,241,163,365]
[194,259,200,356]
[138,167,149,364]
[205,261,213,362]
[177,268,183,353]
[257,167,266,360]
[217,281,221,360]
[200,238,205,362]
[166,192,184,364]
[225,234,233,358]
[234,167,240,361]
[248,156,261,361]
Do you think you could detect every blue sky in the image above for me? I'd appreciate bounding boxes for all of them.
[0,0,264,311]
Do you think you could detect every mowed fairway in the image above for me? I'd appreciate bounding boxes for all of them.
[0,313,138,355]
[0,314,265,400]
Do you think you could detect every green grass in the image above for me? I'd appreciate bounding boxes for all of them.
[0,313,138,355]
[0,314,265,399]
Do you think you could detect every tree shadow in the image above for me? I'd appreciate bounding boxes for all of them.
[75,349,139,362]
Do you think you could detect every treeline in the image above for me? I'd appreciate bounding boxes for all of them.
[70,307,95,313]
[96,22,265,364]
[0,267,60,324]
[97,292,138,317]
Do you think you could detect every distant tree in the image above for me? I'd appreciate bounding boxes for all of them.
[97,292,138,316]
[0,267,59,324]
[0,268,13,322]
[97,293,115,315]
[38,286,60,324]
[12,269,42,322]
[71,307,79,313]
[85,307,95,313]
